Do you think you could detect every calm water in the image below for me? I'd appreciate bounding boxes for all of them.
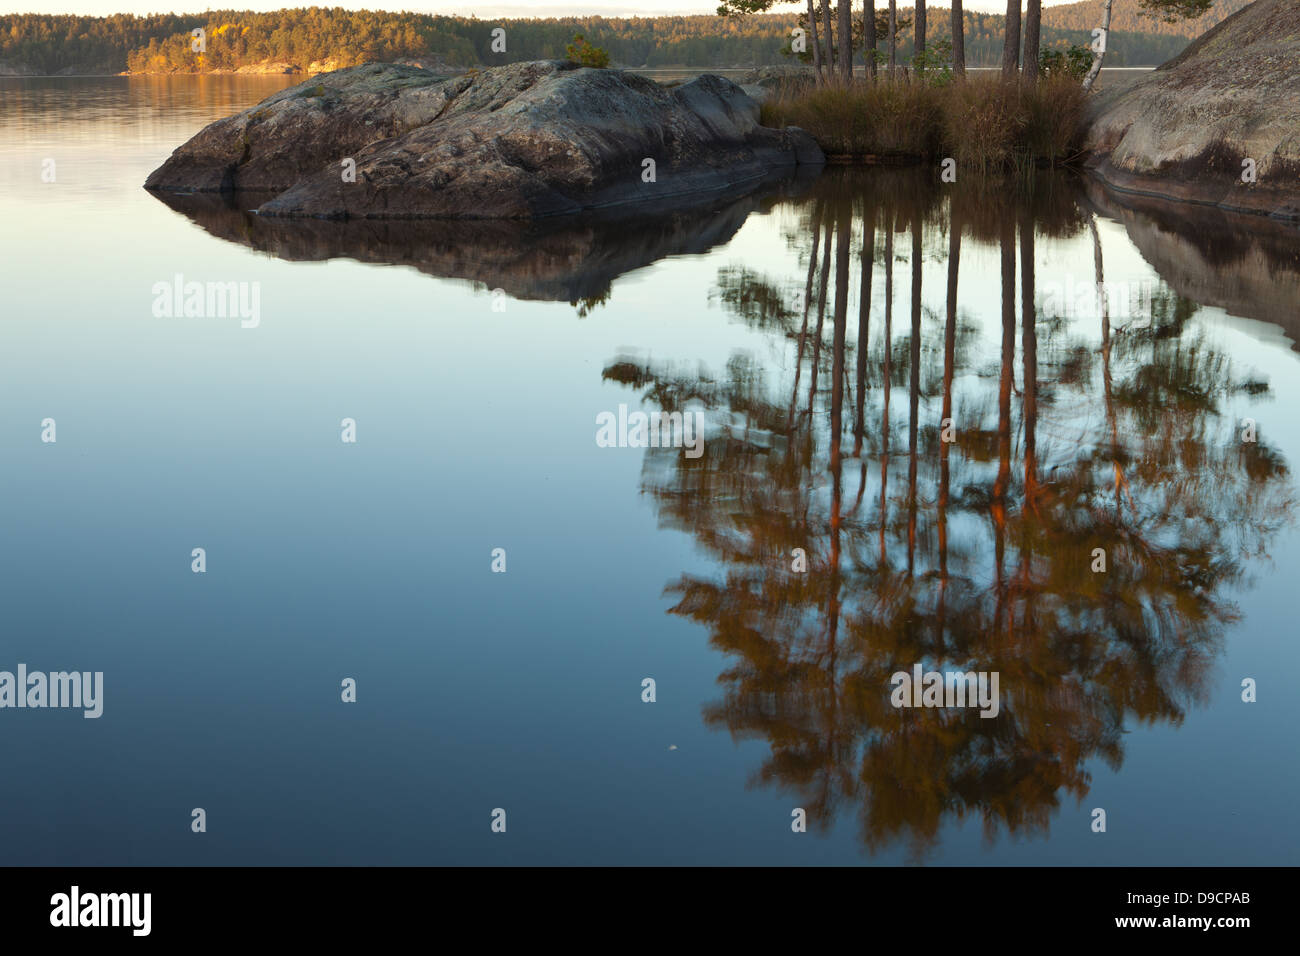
[2,76,1298,866]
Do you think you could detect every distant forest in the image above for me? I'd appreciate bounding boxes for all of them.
[0,2,1245,75]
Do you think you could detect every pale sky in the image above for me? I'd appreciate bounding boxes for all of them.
[0,2,1091,18]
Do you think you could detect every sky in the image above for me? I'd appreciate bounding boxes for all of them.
[0,1,1093,19]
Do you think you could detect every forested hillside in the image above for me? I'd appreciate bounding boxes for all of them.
[1,13,194,74]
[1043,0,1249,33]
[0,4,1241,76]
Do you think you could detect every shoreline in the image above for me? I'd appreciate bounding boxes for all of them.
[1,65,1162,79]
[1087,160,1300,222]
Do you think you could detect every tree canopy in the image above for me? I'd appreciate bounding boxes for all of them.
[0,4,1240,74]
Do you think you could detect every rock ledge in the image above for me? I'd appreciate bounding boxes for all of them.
[145,60,824,219]
[1084,0,1300,220]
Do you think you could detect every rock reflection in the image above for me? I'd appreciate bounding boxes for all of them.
[148,171,817,306]
[1083,178,1300,351]
[604,169,1294,859]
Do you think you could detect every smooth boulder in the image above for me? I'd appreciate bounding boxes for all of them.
[1084,0,1300,219]
[145,60,824,219]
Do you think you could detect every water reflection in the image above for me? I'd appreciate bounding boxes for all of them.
[1084,178,1300,351]
[605,169,1294,859]
[149,173,818,304]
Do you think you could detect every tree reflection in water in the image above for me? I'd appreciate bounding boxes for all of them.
[602,169,1294,860]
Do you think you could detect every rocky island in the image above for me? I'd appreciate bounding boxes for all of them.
[144,59,823,219]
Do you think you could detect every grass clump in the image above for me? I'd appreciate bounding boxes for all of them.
[762,73,1087,169]
[763,78,942,157]
[1021,74,1088,163]
[940,77,1025,170]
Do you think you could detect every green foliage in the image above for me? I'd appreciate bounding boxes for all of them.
[874,10,915,38]
[716,0,778,17]
[912,38,953,86]
[1039,43,1093,80]
[107,8,478,73]
[565,34,611,69]
[0,12,193,73]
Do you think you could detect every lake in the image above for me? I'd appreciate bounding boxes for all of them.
[1,75,1297,865]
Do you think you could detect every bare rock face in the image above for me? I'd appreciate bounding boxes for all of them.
[0,60,41,76]
[145,59,823,219]
[1084,0,1300,218]
[144,63,457,192]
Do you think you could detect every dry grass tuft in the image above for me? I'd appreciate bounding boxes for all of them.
[762,73,1088,169]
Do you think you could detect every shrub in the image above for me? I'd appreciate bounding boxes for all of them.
[565,34,610,69]
[1040,44,1093,81]
[912,39,954,88]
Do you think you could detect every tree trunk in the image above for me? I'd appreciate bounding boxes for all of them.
[1023,0,1041,87]
[1082,0,1112,92]
[888,0,897,79]
[1020,205,1038,506]
[828,208,850,630]
[808,214,833,414]
[821,0,835,82]
[939,200,959,582]
[879,218,893,562]
[854,206,874,453]
[993,217,1016,589]
[916,0,927,57]
[806,0,824,83]
[951,0,965,77]
[1090,213,1126,508]
[838,0,853,81]
[907,216,922,575]
[865,0,877,80]
[789,201,822,428]
[1001,0,1021,81]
